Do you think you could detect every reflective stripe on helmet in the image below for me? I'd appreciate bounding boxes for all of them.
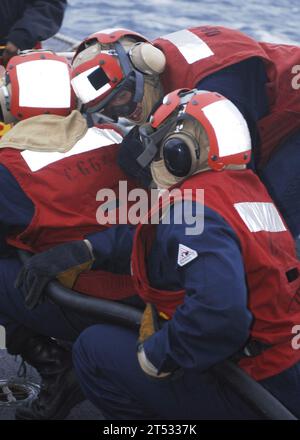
[16,60,71,109]
[202,99,251,158]
[7,51,75,119]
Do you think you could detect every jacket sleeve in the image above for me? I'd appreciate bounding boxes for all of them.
[86,224,136,275]
[143,202,252,374]
[7,0,67,50]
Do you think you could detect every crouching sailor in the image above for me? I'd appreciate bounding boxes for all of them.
[0,51,140,420]
[72,89,300,419]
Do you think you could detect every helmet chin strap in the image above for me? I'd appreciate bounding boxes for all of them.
[133,69,144,103]
[114,42,144,104]
[138,116,177,168]
[137,113,198,168]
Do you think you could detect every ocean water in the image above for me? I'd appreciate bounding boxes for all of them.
[61,0,300,44]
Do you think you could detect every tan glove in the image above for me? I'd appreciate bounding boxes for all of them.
[0,122,13,139]
[57,260,93,289]
[138,303,162,345]
[137,303,172,379]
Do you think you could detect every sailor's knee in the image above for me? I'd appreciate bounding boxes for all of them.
[73,324,112,374]
[73,323,137,376]
[73,325,98,367]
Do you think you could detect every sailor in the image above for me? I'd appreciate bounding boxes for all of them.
[71,26,300,238]
[71,89,300,419]
[0,0,67,65]
[0,51,140,420]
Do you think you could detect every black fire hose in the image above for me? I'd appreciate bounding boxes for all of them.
[17,250,298,420]
[211,362,297,420]
[17,250,142,328]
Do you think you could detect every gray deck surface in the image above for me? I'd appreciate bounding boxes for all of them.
[0,350,104,420]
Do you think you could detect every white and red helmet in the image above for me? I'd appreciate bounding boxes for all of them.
[138,88,252,173]
[0,51,76,122]
[71,28,152,115]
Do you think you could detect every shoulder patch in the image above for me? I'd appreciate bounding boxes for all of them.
[177,244,198,267]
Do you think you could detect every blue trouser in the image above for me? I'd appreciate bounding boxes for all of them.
[0,257,105,346]
[260,128,300,239]
[72,323,300,420]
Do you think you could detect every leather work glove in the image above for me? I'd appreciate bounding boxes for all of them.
[16,240,94,310]
[138,303,162,345]
[137,303,172,380]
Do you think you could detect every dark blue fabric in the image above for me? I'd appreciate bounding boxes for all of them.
[73,324,300,419]
[87,202,252,374]
[259,129,300,239]
[117,126,153,188]
[0,0,66,49]
[197,57,269,168]
[0,256,101,344]
[87,224,135,274]
[0,164,34,225]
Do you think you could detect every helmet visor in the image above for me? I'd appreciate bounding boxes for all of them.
[71,65,112,105]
